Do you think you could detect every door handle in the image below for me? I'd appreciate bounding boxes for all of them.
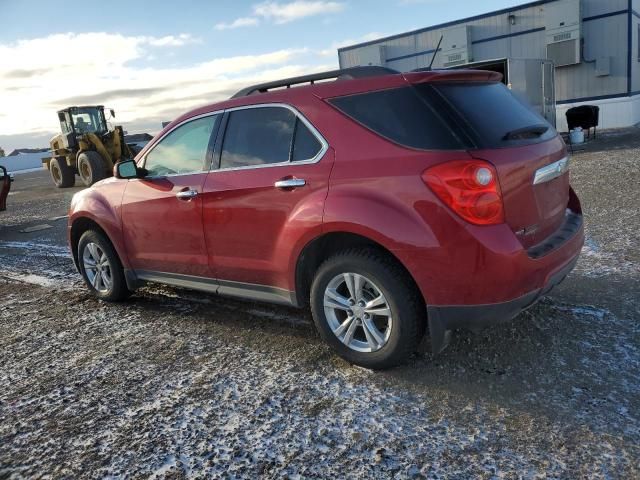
[274,178,306,189]
[176,189,199,200]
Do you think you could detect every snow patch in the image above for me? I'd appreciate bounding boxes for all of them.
[0,271,60,288]
[0,240,70,257]
[552,304,608,320]
[7,167,46,175]
[576,237,636,278]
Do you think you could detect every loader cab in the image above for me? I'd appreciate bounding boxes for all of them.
[57,106,108,148]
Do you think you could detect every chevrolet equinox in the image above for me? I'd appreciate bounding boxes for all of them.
[68,67,584,369]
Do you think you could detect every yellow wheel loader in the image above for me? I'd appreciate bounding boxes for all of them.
[42,106,135,188]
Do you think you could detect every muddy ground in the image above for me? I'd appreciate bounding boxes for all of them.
[0,131,638,478]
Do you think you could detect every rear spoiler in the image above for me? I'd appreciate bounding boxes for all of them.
[402,69,503,85]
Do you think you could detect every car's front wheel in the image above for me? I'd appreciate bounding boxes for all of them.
[78,230,130,302]
[310,249,424,369]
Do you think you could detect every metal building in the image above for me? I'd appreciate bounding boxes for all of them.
[338,0,640,132]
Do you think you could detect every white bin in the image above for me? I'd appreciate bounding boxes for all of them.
[569,128,584,144]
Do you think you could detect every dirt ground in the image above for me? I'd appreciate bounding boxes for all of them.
[1,130,638,478]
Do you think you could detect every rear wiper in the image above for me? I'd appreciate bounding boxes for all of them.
[502,124,549,141]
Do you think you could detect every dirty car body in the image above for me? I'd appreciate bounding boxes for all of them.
[67,67,584,369]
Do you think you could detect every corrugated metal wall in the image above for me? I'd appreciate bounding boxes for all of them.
[338,0,633,103]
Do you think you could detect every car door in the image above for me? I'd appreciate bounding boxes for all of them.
[201,104,333,296]
[121,113,221,278]
[0,166,11,211]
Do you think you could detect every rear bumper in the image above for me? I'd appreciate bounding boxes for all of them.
[420,197,584,354]
[426,252,579,331]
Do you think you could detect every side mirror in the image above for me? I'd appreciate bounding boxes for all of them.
[114,159,140,179]
[110,109,115,118]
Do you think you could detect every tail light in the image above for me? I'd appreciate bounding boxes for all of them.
[422,160,505,225]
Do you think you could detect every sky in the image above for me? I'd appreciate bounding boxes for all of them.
[0,0,525,153]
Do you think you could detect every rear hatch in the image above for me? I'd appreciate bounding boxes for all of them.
[327,72,571,248]
[425,80,570,248]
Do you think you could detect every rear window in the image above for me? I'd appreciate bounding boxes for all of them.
[329,87,467,150]
[432,82,555,147]
[329,82,555,150]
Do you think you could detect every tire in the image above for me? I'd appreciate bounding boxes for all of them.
[77,229,131,302]
[310,249,424,370]
[77,151,107,187]
[50,157,75,188]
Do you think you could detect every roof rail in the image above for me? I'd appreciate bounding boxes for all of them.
[230,66,399,98]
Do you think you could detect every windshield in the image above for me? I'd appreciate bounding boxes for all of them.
[71,108,106,134]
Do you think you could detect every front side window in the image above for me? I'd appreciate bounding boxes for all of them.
[145,115,219,177]
[220,107,296,169]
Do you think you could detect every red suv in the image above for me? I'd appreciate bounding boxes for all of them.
[68,67,584,369]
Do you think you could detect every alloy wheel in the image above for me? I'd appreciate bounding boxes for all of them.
[82,242,113,293]
[323,272,393,352]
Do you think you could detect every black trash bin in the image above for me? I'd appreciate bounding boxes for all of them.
[566,105,600,139]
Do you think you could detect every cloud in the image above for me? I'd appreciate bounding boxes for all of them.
[397,0,443,4]
[253,1,345,24]
[50,87,172,107]
[142,33,199,46]
[215,17,260,30]
[3,68,52,79]
[218,1,345,30]
[0,31,329,150]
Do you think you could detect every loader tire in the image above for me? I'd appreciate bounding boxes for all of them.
[50,157,75,188]
[78,151,107,187]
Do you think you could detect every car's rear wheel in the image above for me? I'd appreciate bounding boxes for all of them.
[50,157,75,188]
[310,249,424,369]
[77,151,106,187]
[78,230,130,302]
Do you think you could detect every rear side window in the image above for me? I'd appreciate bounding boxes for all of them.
[292,119,322,161]
[329,87,466,150]
[432,82,555,147]
[221,107,295,169]
[220,107,324,169]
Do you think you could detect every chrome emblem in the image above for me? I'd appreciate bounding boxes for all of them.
[533,157,569,185]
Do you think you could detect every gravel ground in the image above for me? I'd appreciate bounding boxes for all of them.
[1,131,639,478]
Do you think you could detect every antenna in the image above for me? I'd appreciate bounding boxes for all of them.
[427,35,444,71]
